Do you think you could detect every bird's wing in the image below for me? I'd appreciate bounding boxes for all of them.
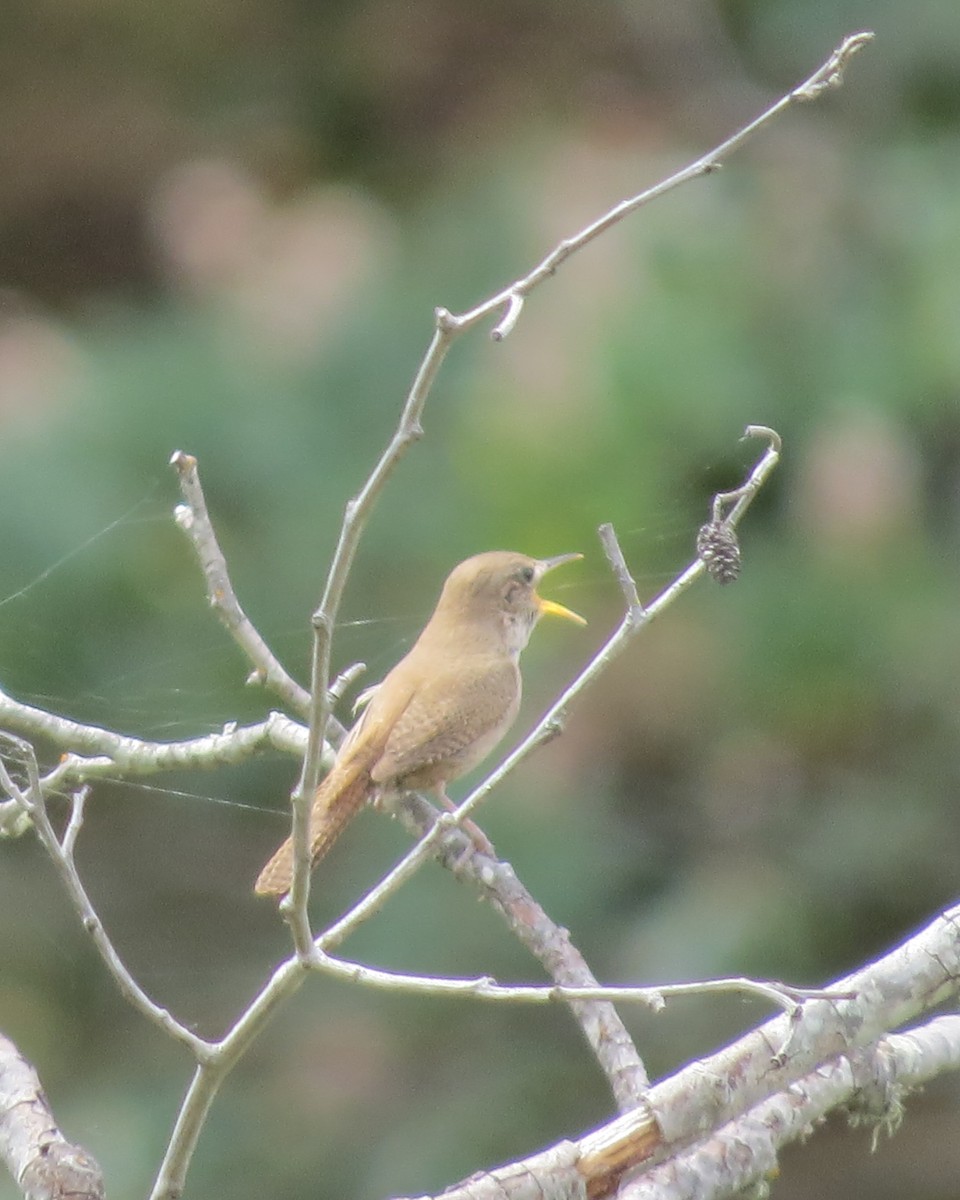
[371,657,520,787]
[351,682,380,717]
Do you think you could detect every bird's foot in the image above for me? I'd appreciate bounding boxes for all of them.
[437,791,495,857]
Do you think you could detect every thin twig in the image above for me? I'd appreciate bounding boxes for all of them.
[491,291,524,341]
[150,959,310,1200]
[0,736,211,1060]
[328,661,366,705]
[61,785,88,859]
[306,950,854,1017]
[598,522,645,616]
[449,34,873,340]
[711,425,783,525]
[150,1063,225,1200]
[170,450,312,717]
[288,320,454,933]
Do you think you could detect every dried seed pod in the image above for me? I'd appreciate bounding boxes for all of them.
[697,520,742,584]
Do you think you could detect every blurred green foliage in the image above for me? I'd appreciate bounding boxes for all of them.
[1,2,960,1198]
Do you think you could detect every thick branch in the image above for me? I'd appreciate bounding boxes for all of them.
[0,681,307,783]
[0,1031,104,1200]
[394,903,960,1200]
[620,1014,960,1200]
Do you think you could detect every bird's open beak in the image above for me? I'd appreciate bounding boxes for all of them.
[535,553,586,625]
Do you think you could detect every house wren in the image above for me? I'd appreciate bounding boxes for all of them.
[254,550,584,896]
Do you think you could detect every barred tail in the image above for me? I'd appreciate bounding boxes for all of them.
[254,763,372,897]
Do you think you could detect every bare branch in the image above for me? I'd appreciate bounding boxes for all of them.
[448,34,872,339]
[324,794,651,1107]
[0,1031,104,1200]
[598,522,644,616]
[328,661,366,705]
[620,1014,960,1199]
[0,737,211,1060]
[288,317,455,928]
[0,678,307,784]
[394,904,960,1200]
[402,1015,960,1200]
[790,31,875,101]
[490,291,524,341]
[573,905,960,1194]
[712,424,783,525]
[305,950,855,1018]
[170,450,312,716]
[150,1063,224,1200]
[150,957,310,1200]
[60,784,88,859]
[149,835,659,1200]
[49,715,308,792]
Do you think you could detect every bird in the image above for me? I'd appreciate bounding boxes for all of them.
[254,550,585,896]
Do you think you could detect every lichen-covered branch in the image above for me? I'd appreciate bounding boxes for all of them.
[0,1030,104,1200]
[391,903,960,1200]
[619,1014,960,1200]
[0,682,307,783]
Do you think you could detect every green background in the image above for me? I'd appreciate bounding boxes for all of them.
[1,1,959,1197]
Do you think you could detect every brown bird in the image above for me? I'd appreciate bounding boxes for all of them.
[254,550,584,896]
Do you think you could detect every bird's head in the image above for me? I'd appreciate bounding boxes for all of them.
[436,551,585,656]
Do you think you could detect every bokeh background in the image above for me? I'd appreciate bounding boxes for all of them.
[1,1,960,1197]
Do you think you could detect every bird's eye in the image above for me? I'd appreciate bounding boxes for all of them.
[518,566,535,584]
